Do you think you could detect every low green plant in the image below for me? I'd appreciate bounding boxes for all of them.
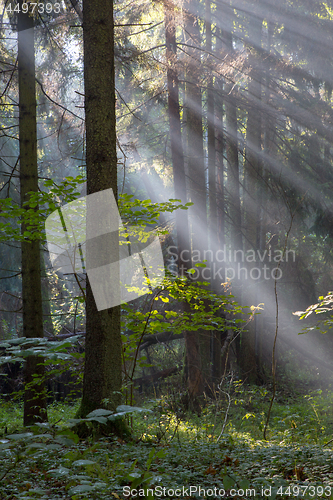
[2,388,333,499]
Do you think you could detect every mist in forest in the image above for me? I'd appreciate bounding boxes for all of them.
[1,0,333,387]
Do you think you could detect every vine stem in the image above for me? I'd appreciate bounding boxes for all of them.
[263,212,295,440]
[128,288,164,405]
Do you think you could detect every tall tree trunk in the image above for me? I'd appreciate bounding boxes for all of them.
[183,0,206,397]
[206,0,222,386]
[224,13,242,255]
[215,12,225,282]
[78,0,122,417]
[216,86,225,276]
[212,7,226,383]
[222,2,243,370]
[164,0,190,274]
[240,6,263,383]
[18,2,47,426]
[256,18,274,375]
[165,0,203,401]
[184,0,207,259]
[206,0,217,281]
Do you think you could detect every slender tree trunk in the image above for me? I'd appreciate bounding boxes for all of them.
[206,0,217,280]
[256,19,275,375]
[216,89,225,270]
[183,0,206,398]
[184,0,207,259]
[41,252,54,337]
[240,6,263,383]
[224,21,242,254]
[221,2,243,370]
[323,80,332,159]
[165,0,203,401]
[18,2,47,425]
[206,0,223,387]
[212,9,226,383]
[164,0,190,274]
[215,14,225,280]
[78,0,122,417]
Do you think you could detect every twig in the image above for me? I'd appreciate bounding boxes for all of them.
[323,437,333,447]
[128,289,164,404]
[0,57,17,99]
[0,454,21,482]
[263,212,295,440]
[73,272,86,302]
[73,299,79,334]
[216,371,234,442]
[36,78,83,121]
[67,0,83,21]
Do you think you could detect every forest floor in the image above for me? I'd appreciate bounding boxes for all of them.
[1,382,333,500]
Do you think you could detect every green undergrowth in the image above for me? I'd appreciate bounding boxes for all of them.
[1,386,333,499]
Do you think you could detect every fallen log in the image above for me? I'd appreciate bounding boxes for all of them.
[45,332,85,341]
[133,365,181,389]
[44,330,184,350]
[139,331,183,350]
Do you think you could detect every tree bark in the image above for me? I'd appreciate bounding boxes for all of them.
[222,5,243,373]
[215,6,225,284]
[184,0,207,261]
[223,5,242,255]
[164,0,205,399]
[18,2,47,426]
[240,5,263,383]
[183,0,207,397]
[164,0,191,274]
[206,0,217,281]
[78,0,122,417]
[206,0,223,386]
[41,252,54,337]
[134,366,181,391]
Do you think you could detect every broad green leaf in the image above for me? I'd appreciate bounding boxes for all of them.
[56,428,79,444]
[55,435,77,446]
[47,466,71,476]
[7,433,33,440]
[223,475,236,490]
[0,356,26,364]
[128,472,141,479]
[239,479,251,490]
[155,449,167,459]
[45,444,62,450]
[86,409,113,418]
[24,488,46,496]
[72,459,97,466]
[27,443,48,450]
[130,474,145,489]
[116,404,151,413]
[68,484,94,495]
[93,482,107,489]
[0,443,11,451]
[87,416,108,424]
